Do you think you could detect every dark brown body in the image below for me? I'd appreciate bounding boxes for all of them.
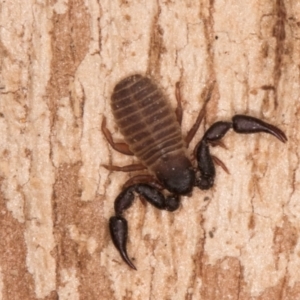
[111,74,194,193]
[107,74,287,270]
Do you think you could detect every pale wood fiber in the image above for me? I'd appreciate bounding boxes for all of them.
[0,0,299,299]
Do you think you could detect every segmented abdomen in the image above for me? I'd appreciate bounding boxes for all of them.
[111,74,185,169]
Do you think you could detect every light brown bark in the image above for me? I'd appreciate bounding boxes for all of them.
[0,0,299,299]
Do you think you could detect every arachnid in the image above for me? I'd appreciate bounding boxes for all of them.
[102,74,287,270]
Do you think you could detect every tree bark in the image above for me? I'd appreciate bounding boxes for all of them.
[0,0,298,299]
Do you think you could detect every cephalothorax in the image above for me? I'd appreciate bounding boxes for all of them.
[102,74,287,270]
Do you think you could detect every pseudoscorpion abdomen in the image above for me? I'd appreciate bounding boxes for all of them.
[111,74,185,169]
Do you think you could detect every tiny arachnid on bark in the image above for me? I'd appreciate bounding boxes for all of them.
[102,74,287,270]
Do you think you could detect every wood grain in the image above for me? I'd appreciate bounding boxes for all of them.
[0,0,299,299]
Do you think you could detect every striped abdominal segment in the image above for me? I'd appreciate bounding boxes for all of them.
[111,74,185,169]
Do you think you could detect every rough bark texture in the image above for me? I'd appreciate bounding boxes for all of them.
[0,0,299,299]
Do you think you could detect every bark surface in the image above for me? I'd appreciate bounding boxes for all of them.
[0,0,299,299]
